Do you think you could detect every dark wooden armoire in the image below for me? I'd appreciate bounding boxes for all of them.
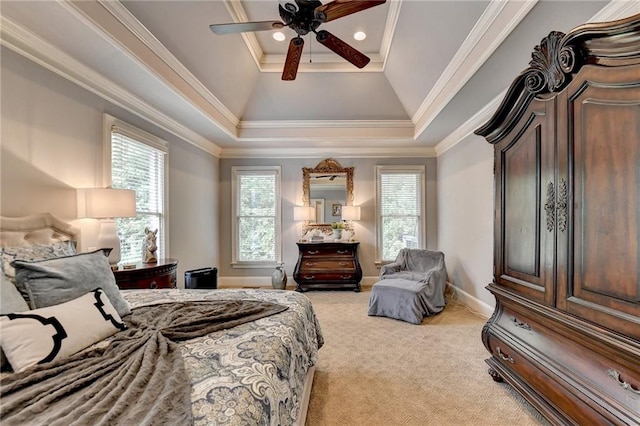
[475,13,640,425]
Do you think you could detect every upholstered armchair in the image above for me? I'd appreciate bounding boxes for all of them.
[368,248,447,324]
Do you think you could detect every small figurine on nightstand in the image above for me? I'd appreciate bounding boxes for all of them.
[142,227,158,264]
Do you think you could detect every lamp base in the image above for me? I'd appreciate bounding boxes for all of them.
[96,219,121,265]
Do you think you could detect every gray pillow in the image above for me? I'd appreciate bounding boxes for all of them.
[13,250,131,317]
[1,273,29,313]
[1,273,30,371]
[1,241,76,283]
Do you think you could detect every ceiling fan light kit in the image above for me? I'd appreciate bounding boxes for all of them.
[209,0,386,80]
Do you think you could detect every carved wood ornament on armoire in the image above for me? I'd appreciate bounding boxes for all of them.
[475,13,640,425]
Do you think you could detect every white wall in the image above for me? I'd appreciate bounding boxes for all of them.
[0,47,219,288]
[437,134,495,316]
[219,157,438,283]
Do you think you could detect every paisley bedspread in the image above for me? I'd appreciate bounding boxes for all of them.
[121,289,324,426]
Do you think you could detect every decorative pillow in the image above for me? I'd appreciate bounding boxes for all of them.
[1,273,29,314]
[1,273,30,371]
[13,250,131,318]
[0,289,126,372]
[1,241,76,282]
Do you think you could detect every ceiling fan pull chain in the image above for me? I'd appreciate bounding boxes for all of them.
[309,38,313,63]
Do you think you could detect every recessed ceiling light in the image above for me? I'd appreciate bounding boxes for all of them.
[354,31,366,41]
[273,32,286,42]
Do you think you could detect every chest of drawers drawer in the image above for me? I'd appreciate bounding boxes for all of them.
[300,258,355,271]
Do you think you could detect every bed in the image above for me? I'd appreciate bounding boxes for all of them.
[0,213,323,425]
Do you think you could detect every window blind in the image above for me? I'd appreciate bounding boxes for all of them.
[378,168,424,261]
[111,130,166,264]
[233,167,281,265]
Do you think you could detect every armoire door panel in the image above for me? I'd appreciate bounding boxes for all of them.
[504,128,541,277]
[494,98,556,306]
[559,66,640,339]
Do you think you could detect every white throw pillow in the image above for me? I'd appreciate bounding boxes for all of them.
[0,288,126,372]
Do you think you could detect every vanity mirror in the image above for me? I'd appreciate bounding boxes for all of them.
[301,159,354,239]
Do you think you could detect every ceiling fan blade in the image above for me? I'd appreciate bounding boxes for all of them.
[282,37,305,81]
[209,21,284,35]
[314,0,386,23]
[315,30,370,68]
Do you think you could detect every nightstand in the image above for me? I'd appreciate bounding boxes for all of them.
[113,258,178,290]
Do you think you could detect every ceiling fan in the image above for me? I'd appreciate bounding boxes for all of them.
[209,0,386,81]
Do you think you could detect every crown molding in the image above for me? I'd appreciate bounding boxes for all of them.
[589,0,640,22]
[434,89,506,157]
[259,56,384,73]
[59,0,238,141]
[224,0,266,69]
[239,119,413,129]
[237,119,414,141]
[220,146,436,159]
[101,0,239,129]
[379,0,403,70]
[412,0,538,138]
[224,0,400,73]
[0,16,222,158]
[431,0,639,158]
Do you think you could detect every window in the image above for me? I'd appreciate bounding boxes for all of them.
[376,165,425,262]
[232,166,281,267]
[104,114,168,264]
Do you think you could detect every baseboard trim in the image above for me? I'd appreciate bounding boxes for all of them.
[447,283,493,318]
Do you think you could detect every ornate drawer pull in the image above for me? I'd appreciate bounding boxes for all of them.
[496,347,514,364]
[340,275,352,280]
[557,178,568,233]
[608,369,640,395]
[544,182,555,232]
[336,250,348,254]
[303,275,316,280]
[150,281,158,289]
[511,316,532,331]
[305,262,316,266]
[307,250,320,255]
[338,262,348,266]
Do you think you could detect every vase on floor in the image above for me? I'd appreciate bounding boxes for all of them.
[271,262,287,290]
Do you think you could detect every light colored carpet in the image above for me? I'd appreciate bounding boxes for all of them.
[303,288,548,426]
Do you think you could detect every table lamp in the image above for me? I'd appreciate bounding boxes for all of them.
[293,206,315,241]
[77,188,136,265]
[341,205,361,240]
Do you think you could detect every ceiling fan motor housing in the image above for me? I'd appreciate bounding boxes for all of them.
[279,0,323,36]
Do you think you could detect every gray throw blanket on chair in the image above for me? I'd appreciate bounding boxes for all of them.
[0,300,288,426]
[380,248,447,286]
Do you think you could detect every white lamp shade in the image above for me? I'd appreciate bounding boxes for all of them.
[294,206,315,221]
[341,205,361,221]
[77,188,136,219]
[77,188,136,266]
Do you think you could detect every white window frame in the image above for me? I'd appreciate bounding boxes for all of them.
[231,166,282,268]
[375,165,426,264]
[103,114,169,261]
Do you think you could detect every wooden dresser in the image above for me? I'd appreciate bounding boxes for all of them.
[113,258,178,290]
[474,14,640,425]
[293,241,362,292]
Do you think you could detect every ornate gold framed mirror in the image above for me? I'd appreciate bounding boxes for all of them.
[301,159,354,239]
